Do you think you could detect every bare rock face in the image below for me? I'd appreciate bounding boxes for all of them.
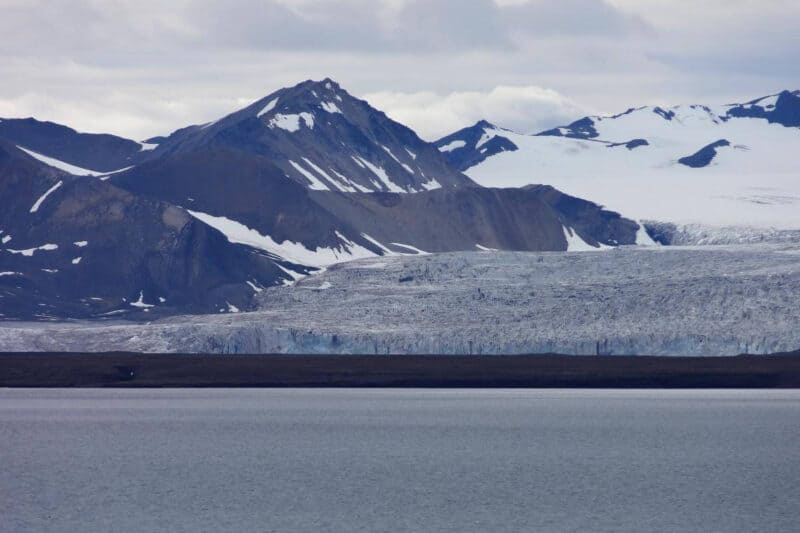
[0,142,296,320]
[1,246,798,356]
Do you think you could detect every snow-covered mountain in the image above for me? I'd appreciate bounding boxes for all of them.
[0,78,646,320]
[437,90,800,234]
[108,79,642,266]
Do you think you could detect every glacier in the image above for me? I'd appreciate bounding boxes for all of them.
[1,245,799,356]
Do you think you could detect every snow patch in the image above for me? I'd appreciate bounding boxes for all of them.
[257,97,279,117]
[419,179,442,191]
[226,302,240,313]
[275,263,304,283]
[130,291,154,309]
[389,243,429,255]
[635,223,658,246]
[17,146,130,177]
[400,163,416,175]
[1,235,11,244]
[300,157,351,192]
[329,168,370,192]
[74,241,88,247]
[71,257,82,265]
[439,140,466,152]
[268,112,314,132]
[353,156,405,193]
[476,244,498,252]
[563,226,607,252]
[0,272,20,277]
[99,309,128,316]
[321,101,342,114]
[29,180,63,213]
[138,141,158,151]
[7,244,58,257]
[246,280,263,293]
[380,146,416,175]
[359,233,394,254]
[381,146,402,164]
[187,210,378,267]
[289,160,330,191]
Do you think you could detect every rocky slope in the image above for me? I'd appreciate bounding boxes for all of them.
[118,78,472,193]
[0,141,302,320]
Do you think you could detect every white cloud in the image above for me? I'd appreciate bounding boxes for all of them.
[0,0,795,140]
[365,86,588,140]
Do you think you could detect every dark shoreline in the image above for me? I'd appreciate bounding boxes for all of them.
[1,352,799,388]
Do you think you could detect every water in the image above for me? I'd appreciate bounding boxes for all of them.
[1,389,798,532]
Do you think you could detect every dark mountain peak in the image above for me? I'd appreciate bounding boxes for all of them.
[0,117,145,172]
[435,120,518,171]
[304,77,342,90]
[537,116,599,139]
[652,107,676,121]
[119,78,472,196]
[473,119,496,129]
[726,89,800,127]
[250,77,350,116]
[3,117,79,136]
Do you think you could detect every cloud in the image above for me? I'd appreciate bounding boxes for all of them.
[364,86,588,140]
[0,0,795,140]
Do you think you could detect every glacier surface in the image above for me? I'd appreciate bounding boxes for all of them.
[1,246,799,356]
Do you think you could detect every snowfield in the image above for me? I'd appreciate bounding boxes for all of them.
[1,246,799,356]
[464,106,800,231]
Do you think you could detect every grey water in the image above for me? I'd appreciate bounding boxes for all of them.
[1,389,799,533]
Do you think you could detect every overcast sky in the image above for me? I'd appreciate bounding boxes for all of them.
[0,0,797,140]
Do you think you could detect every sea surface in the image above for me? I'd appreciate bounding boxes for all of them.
[1,389,798,532]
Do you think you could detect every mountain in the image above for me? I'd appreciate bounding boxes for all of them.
[437,120,519,170]
[0,141,304,320]
[0,117,157,173]
[726,90,800,126]
[1,78,647,320]
[134,78,471,193]
[0,78,470,193]
[108,79,644,264]
[436,90,800,235]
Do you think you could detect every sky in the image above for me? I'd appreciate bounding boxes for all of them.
[0,0,797,141]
